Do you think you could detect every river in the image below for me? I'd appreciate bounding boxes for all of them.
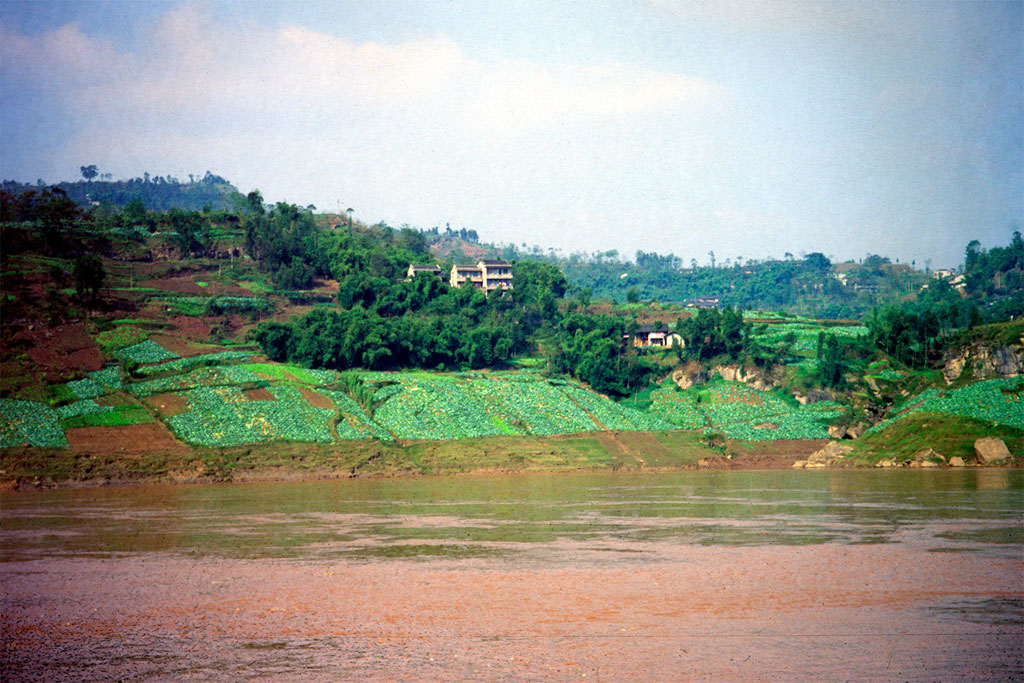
[2,469,1022,680]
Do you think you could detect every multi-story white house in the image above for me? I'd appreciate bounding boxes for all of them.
[449,260,513,293]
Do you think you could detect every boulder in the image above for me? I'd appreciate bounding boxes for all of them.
[806,441,854,467]
[948,456,966,467]
[791,460,807,469]
[828,425,848,440]
[974,438,1011,464]
[845,425,865,439]
[875,458,897,468]
[914,448,945,463]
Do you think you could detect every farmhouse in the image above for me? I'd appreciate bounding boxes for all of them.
[406,264,443,280]
[685,296,720,309]
[449,259,513,293]
[627,323,683,348]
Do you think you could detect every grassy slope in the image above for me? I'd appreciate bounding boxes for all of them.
[851,411,1024,463]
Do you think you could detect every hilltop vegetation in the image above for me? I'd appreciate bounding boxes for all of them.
[1,172,1021,484]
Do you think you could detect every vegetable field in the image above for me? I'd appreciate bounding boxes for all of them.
[167,386,335,447]
[115,340,180,365]
[648,381,840,440]
[868,377,1024,434]
[0,399,69,448]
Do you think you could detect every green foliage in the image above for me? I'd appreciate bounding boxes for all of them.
[66,377,106,400]
[867,377,1023,434]
[127,365,261,397]
[73,253,105,301]
[115,340,180,365]
[648,381,841,441]
[96,324,148,351]
[133,351,255,377]
[0,399,69,448]
[167,386,335,447]
[61,404,153,429]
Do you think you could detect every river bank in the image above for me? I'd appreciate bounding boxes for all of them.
[1,431,837,490]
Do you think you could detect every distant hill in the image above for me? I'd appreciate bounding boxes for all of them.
[1,171,241,212]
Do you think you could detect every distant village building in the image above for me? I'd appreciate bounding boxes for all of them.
[932,268,957,280]
[449,259,513,293]
[406,264,443,280]
[685,296,720,309]
[626,323,683,348]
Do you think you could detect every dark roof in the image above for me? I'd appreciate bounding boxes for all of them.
[454,264,482,271]
[409,264,440,271]
[479,259,511,266]
[635,323,669,334]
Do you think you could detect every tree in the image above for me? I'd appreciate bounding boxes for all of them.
[80,165,98,182]
[74,254,105,302]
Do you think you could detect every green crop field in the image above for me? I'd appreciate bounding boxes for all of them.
[868,377,1023,435]
[648,381,840,440]
[167,385,335,447]
[115,340,180,365]
[127,365,261,397]
[0,399,69,448]
[133,351,254,377]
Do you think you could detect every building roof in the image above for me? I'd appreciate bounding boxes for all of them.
[409,264,441,271]
[635,323,669,334]
[478,259,511,266]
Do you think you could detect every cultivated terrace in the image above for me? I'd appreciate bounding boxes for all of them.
[1,177,1021,487]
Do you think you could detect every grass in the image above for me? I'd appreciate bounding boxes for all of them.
[61,404,154,429]
[852,411,1024,463]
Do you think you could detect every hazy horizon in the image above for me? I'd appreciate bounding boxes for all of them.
[2,0,1021,269]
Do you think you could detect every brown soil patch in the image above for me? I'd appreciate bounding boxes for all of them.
[243,387,276,402]
[65,423,191,456]
[724,438,831,468]
[297,387,334,409]
[141,275,207,295]
[19,323,104,379]
[150,330,217,356]
[147,392,190,417]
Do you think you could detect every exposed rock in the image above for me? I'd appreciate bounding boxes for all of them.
[875,458,898,468]
[975,438,1011,464]
[828,425,848,439]
[948,456,966,467]
[672,367,708,390]
[919,460,939,468]
[915,448,945,463]
[792,460,807,469]
[716,364,745,382]
[806,441,854,467]
[845,426,865,440]
[943,343,1024,383]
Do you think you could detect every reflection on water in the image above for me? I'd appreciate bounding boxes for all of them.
[2,469,1022,563]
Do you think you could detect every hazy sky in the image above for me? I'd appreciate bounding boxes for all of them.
[2,1,1020,267]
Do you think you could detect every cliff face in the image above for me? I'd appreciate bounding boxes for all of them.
[942,342,1024,383]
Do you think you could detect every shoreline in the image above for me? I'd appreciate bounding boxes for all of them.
[3,430,1015,492]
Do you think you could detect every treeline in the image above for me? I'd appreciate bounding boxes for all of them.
[868,233,1022,368]
[1,171,238,212]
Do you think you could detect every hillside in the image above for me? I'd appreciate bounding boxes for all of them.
[1,182,1021,485]
[1,172,240,212]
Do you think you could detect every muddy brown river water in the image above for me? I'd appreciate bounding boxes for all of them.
[2,469,1022,681]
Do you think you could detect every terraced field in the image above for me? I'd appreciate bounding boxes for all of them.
[649,381,841,440]
[867,377,1024,434]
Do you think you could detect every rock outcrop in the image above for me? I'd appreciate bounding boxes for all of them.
[797,441,853,468]
[943,343,1023,383]
[974,437,1011,464]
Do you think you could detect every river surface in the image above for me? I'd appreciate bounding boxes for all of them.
[2,469,1022,681]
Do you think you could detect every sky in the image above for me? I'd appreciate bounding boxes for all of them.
[1,0,1021,268]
